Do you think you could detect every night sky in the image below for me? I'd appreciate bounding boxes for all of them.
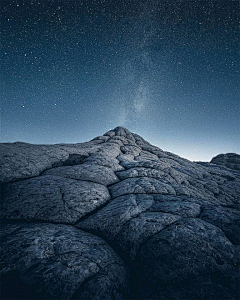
[1,0,239,161]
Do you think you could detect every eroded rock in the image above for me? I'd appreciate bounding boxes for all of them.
[136,218,240,300]
[109,177,176,198]
[0,223,129,300]
[42,163,119,186]
[1,127,239,300]
[211,153,240,171]
[1,175,110,224]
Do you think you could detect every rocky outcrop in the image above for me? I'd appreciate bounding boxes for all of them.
[211,153,240,171]
[1,127,240,300]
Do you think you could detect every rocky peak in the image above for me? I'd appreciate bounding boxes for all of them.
[105,126,135,139]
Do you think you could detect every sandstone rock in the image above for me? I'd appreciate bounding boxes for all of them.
[42,163,119,186]
[109,177,176,198]
[1,175,110,224]
[0,223,129,300]
[136,218,240,300]
[0,141,102,183]
[1,127,239,300]
[77,194,156,257]
[211,153,240,171]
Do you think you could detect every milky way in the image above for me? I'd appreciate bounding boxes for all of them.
[1,0,239,160]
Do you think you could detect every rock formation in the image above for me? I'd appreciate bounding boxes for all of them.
[1,127,239,299]
[211,153,240,171]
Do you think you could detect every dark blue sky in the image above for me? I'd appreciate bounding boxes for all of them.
[1,0,239,161]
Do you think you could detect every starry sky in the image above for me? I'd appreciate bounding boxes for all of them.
[1,0,239,161]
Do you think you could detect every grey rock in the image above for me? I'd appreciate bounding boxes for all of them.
[1,175,110,224]
[0,141,103,184]
[109,177,177,198]
[114,211,181,259]
[0,223,129,300]
[199,204,240,245]
[1,126,240,300]
[42,163,119,186]
[59,153,89,166]
[83,153,124,172]
[0,142,69,183]
[104,127,136,143]
[82,142,124,172]
[116,167,173,182]
[149,197,202,218]
[136,218,240,300]
[120,145,142,156]
[211,153,240,171]
[77,194,156,255]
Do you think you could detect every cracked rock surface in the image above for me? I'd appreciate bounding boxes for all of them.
[1,175,110,224]
[1,127,240,300]
[1,223,129,300]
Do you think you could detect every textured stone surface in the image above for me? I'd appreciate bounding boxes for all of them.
[211,153,240,171]
[1,175,110,224]
[109,177,177,198]
[78,194,157,259]
[0,141,101,184]
[0,223,129,300]
[136,218,240,300]
[1,126,240,300]
[42,163,119,186]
